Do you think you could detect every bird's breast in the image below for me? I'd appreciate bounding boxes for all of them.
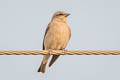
[44,22,70,50]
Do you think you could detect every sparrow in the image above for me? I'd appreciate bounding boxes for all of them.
[38,11,71,73]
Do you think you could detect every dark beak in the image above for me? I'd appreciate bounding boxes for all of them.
[65,13,70,17]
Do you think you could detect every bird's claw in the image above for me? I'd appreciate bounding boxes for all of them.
[48,49,52,55]
[62,49,67,55]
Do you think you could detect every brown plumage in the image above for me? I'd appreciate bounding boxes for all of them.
[38,11,71,73]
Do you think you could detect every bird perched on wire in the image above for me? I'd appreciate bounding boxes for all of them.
[38,11,71,73]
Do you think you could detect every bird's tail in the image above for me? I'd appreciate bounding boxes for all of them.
[38,54,50,73]
[49,55,60,67]
[38,62,46,73]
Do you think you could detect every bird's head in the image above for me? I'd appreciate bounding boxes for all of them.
[52,11,70,22]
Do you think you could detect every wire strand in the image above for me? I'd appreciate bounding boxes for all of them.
[0,50,120,55]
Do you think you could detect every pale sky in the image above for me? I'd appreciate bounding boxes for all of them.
[0,0,120,80]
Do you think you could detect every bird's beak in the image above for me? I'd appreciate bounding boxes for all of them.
[65,13,70,17]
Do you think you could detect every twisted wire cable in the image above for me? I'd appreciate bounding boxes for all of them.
[0,50,120,55]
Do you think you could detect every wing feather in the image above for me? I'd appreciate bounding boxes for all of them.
[43,24,50,50]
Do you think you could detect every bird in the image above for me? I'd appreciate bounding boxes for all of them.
[38,11,71,73]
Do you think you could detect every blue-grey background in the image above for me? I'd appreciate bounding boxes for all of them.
[0,0,120,80]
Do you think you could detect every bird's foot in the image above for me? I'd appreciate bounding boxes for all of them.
[48,49,52,55]
[62,49,68,55]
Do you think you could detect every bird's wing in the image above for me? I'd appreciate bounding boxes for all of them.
[38,23,51,73]
[68,26,71,40]
[43,23,50,50]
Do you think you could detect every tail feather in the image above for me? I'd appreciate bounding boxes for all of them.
[38,62,46,73]
[38,54,50,73]
[49,55,60,67]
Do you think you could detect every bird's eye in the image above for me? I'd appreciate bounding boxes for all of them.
[57,14,63,16]
[59,14,63,15]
